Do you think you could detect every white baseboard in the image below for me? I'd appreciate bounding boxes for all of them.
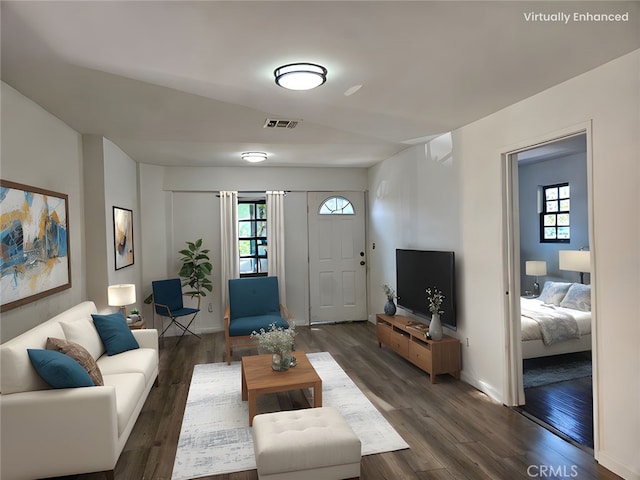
[460,371,503,404]
[596,451,640,480]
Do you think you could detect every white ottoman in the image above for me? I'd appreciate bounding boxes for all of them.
[252,407,361,480]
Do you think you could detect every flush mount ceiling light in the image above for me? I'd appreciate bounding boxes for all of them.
[274,63,327,90]
[241,151,268,163]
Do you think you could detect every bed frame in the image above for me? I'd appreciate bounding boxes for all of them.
[522,334,592,359]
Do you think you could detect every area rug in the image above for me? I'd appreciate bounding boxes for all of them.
[171,351,409,480]
[523,352,592,389]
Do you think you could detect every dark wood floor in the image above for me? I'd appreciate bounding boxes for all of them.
[522,376,594,450]
[66,322,619,480]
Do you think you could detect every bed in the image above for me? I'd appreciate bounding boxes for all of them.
[521,281,592,359]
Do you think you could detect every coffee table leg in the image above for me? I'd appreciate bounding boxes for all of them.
[313,381,322,407]
[241,363,247,401]
[248,391,257,426]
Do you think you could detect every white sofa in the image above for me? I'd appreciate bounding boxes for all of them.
[0,301,159,480]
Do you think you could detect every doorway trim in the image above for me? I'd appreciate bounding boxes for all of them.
[500,121,599,452]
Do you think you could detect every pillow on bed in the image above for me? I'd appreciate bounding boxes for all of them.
[560,283,591,312]
[538,281,573,305]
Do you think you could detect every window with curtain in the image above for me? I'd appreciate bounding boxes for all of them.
[238,199,267,276]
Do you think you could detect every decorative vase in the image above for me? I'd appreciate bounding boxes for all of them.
[271,351,292,371]
[384,299,397,316]
[429,313,443,341]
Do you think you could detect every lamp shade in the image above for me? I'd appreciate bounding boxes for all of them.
[274,63,327,90]
[559,250,591,273]
[525,261,547,276]
[107,284,136,307]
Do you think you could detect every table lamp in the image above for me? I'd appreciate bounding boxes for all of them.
[559,250,591,284]
[108,284,136,317]
[525,261,547,296]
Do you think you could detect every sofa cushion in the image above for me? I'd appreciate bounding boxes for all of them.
[46,337,104,386]
[60,317,106,360]
[97,348,158,386]
[92,312,140,356]
[102,372,146,436]
[1,321,66,394]
[27,349,95,389]
[229,314,289,337]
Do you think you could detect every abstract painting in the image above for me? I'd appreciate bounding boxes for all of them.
[113,206,134,270]
[0,180,71,312]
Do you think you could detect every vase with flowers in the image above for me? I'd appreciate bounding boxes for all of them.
[426,287,444,341]
[251,322,297,371]
[383,284,397,316]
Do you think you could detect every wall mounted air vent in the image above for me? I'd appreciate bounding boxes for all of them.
[264,118,299,129]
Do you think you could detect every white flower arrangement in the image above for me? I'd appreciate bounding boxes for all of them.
[383,284,396,301]
[251,322,296,355]
[426,287,445,315]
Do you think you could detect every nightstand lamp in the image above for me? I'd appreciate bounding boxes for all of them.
[525,261,547,296]
[559,250,591,284]
[108,284,136,317]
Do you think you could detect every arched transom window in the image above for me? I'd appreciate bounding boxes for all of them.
[318,196,355,215]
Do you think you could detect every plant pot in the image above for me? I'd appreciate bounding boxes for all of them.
[429,313,443,341]
[384,299,397,316]
[272,352,292,371]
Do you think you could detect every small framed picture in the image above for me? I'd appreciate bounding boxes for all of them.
[113,206,134,270]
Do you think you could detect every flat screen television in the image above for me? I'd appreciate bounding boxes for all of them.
[395,249,457,330]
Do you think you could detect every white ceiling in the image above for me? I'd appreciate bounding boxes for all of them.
[2,1,639,168]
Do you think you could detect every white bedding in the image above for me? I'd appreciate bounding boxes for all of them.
[521,297,591,343]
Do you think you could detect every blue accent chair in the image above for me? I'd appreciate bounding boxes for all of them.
[152,278,201,343]
[225,276,292,364]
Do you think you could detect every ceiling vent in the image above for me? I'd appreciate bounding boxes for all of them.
[264,118,299,129]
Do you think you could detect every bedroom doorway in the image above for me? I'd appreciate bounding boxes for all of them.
[503,128,596,450]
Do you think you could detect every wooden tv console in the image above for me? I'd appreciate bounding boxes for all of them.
[376,314,461,384]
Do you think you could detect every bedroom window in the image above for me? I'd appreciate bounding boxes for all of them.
[238,199,267,276]
[540,183,570,243]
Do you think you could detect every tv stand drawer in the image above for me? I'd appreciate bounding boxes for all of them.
[376,314,460,383]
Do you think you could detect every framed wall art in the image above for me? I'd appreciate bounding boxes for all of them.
[0,180,71,312]
[113,206,134,270]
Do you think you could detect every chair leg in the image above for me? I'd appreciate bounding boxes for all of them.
[175,313,200,343]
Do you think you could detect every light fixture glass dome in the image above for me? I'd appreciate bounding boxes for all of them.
[241,151,267,163]
[274,63,327,90]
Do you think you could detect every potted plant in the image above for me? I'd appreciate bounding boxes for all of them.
[143,239,213,307]
[251,323,297,371]
[425,287,444,341]
[383,284,397,316]
[178,239,213,309]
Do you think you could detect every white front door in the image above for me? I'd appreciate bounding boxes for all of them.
[308,192,367,323]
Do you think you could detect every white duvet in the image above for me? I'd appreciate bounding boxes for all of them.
[521,297,591,343]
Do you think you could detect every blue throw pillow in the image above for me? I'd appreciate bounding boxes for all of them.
[27,349,95,388]
[92,312,140,356]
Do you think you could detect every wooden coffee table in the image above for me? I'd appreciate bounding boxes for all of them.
[241,351,322,426]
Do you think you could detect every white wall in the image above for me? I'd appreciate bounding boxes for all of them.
[138,165,368,331]
[367,50,640,479]
[367,135,462,322]
[83,136,141,312]
[453,50,639,479]
[0,82,85,341]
